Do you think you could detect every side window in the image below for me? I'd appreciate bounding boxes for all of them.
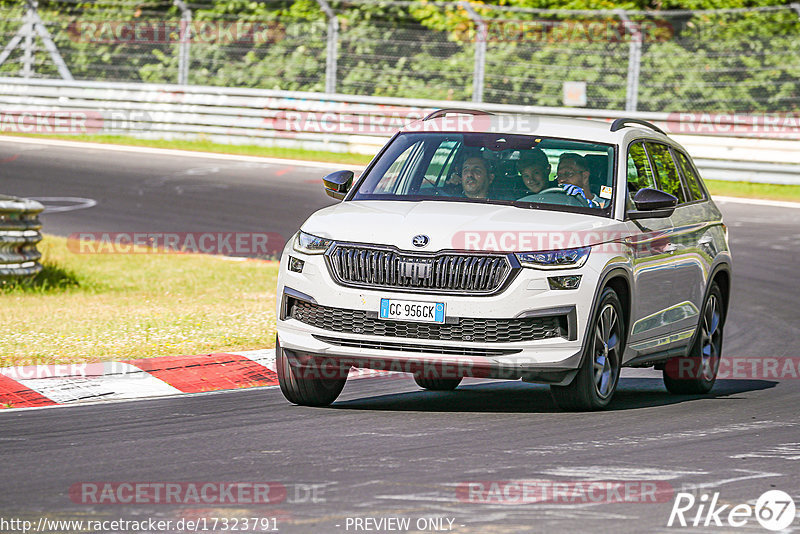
[675,151,706,202]
[373,141,423,194]
[421,139,459,190]
[626,142,655,208]
[627,141,655,192]
[646,142,687,204]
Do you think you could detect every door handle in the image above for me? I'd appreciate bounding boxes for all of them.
[663,243,678,254]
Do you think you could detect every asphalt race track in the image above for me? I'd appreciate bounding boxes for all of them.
[0,138,339,244]
[1,138,799,533]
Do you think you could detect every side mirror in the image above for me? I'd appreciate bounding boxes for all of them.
[322,170,354,200]
[627,188,678,220]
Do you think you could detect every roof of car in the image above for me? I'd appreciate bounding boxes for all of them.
[400,112,671,145]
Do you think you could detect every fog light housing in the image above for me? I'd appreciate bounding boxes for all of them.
[548,275,581,290]
[288,256,305,273]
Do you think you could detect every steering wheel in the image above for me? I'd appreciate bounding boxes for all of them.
[520,187,587,207]
[537,186,568,195]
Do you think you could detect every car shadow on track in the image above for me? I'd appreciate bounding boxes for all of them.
[330,377,777,413]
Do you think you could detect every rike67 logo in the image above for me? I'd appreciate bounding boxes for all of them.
[668,490,796,531]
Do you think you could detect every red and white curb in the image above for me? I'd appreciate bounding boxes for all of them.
[0,350,278,409]
[0,350,393,410]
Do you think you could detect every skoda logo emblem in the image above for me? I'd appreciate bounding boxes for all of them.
[412,235,429,248]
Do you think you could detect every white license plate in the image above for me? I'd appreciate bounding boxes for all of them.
[379,298,445,324]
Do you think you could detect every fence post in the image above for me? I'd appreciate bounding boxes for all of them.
[0,24,29,72]
[460,2,486,103]
[316,0,338,94]
[174,0,191,85]
[31,2,74,80]
[22,0,36,78]
[0,0,73,80]
[617,9,642,113]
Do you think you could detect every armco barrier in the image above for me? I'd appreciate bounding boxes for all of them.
[0,77,799,184]
[0,195,44,280]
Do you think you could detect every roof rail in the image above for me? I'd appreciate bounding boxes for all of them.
[610,118,667,135]
[423,108,494,121]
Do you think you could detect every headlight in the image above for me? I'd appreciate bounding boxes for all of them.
[515,246,590,270]
[292,231,333,255]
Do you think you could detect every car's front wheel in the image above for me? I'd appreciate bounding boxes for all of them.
[663,282,724,394]
[275,338,348,406]
[413,375,462,391]
[551,287,624,411]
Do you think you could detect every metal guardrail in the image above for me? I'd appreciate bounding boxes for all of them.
[0,77,798,184]
[2,1,799,114]
[0,195,43,281]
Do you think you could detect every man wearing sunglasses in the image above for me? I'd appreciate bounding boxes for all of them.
[556,153,607,208]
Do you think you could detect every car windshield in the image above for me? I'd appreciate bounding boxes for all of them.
[351,132,615,216]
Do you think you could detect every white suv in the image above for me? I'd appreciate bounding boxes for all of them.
[275,110,732,410]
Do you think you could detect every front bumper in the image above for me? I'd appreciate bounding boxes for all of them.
[276,243,604,383]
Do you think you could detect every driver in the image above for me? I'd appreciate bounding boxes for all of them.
[447,153,495,199]
[557,153,606,208]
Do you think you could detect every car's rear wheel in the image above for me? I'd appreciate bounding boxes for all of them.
[663,282,724,394]
[551,287,624,411]
[275,338,348,406]
[413,375,462,391]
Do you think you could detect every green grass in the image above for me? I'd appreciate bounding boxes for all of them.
[3,133,374,166]
[705,179,800,202]
[0,235,279,367]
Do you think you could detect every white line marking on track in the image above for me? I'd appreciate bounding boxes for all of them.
[714,195,800,209]
[730,443,800,460]
[512,420,798,455]
[28,196,97,213]
[0,135,367,171]
[671,469,783,494]
[538,466,707,481]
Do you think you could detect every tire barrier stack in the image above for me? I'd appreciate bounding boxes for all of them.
[0,194,44,281]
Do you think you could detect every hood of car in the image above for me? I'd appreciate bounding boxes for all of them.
[301,200,627,253]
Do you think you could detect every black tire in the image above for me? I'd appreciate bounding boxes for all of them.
[663,282,725,394]
[275,338,348,406]
[551,287,624,411]
[413,375,462,391]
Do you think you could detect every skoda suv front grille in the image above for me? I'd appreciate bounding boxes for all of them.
[326,244,514,295]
